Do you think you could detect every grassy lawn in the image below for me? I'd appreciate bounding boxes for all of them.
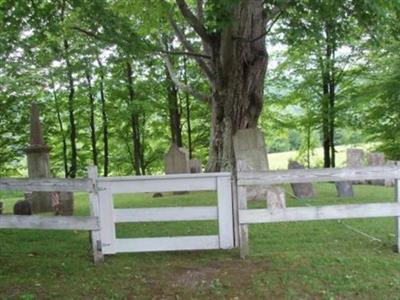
[1,184,400,299]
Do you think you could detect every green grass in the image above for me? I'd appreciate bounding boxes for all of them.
[1,185,400,299]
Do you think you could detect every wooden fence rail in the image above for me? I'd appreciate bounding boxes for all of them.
[0,178,93,192]
[237,166,400,258]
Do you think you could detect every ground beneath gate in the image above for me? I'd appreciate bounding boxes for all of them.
[1,184,400,299]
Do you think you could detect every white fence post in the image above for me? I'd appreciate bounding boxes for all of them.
[98,188,116,255]
[217,176,234,249]
[87,166,104,263]
[238,186,248,258]
[395,179,400,252]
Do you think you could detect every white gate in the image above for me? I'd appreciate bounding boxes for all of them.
[95,173,234,254]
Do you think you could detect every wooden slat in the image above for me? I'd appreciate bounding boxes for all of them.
[217,176,234,249]
[114,206,218,223]
[0,178,93,192]
[97,172,231,182]
[113,235,220,253]
[237,186,249,258]
[98,177,218,194]
[0,215,99,230]
[98,189,116,254]
[238,166,400,186]
[239,203,400,224]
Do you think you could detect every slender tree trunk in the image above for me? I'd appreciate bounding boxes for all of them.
[126,60,143,175]
[165,64,183,147]
[329,48,336,168]
[96,55,109,176]
[322,78,330,168]
[84,63,98,166]
[50,76,68,177]
[63,39,77,178]
[183,56,192,158]
[206,0,267,172]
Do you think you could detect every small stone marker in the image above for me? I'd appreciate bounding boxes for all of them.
[266,187,286,210]
[367,152,385,185]
[59,192,74,216]
[335,181,354,198]
[189,159,202,173]
[385,160,400,187]
[347,149,365,184]
[288,160,316,199]
[153,192,163,198]
[13,200,32,215]
[233,128,271,200]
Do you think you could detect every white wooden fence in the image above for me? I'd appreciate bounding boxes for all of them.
[0,167,235,262]
[237,165,400,258]
[94,172,234,254]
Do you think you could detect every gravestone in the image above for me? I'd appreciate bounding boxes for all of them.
[346,149,365,184]
[0,202,3,214]
[266,187,286,210]
[189,159,202,173]
[13,200,32,215]
[288,160,316,199]
[24,103,53,213]
[367,152,385,185]
[164,144,190,174]
[55,192,74,216]
[164,144,190,194]
[385,160,400,187]
[335,181,354,198]
[233,128,271,200]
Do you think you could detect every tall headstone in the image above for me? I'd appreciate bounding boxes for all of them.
[288,160,316,199]
[367,152,385,185]
[24,103,53,213]
[266,187,286,210]
[346,149,365,184]
[233,128,270,200]
[164,144,190,174]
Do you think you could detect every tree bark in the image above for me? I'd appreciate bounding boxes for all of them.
[177,0,268,172]
[183,56,193,158]
[96,55,109,176]
[84,63,98,166]
[126,60,143,175]
[63,39,77,178]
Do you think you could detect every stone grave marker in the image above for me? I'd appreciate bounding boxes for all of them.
[288,160,316,199]
[13,200,32,215]
[335,181,354,198]
[164,144,190,194]
[367,152,385,185]
[189,159,202,173]
[0,202,3,214]
[385,160,400,187]
[233,128,271,200]
[346,148,365,184]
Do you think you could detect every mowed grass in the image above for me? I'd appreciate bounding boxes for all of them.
[1,184,400,299]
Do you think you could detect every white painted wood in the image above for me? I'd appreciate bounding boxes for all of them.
[239,203,400,224]
[238,166,400,186]
[98,189,116,255]
[98,176,218,194]
[0,178,93,192]
[98,172,231,182]
[237,186,249,258]
[231,179,239,247]
[0,215,99,230]
[217,176,234,249]
[115,235,220,253]
[87,166,104,263]
[114,206,217,223]
[395,179,400,253]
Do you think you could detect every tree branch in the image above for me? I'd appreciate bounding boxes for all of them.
[162,51,211,103]
[159,49,211,59]
[175,0,213,45]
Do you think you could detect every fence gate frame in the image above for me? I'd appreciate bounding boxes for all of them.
[94,172,235,254]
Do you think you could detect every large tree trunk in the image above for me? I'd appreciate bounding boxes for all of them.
[206,0,267,171]
[63,39,77,178]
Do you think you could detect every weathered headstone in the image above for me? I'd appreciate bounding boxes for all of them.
[233,128,270,200]
[164,144,190,194]
[367,152,385,185]
[266,187,286,210]
[13,200,32,215]
[335,181,354,198]
[346,149,365,184]
[288,160,316,199]
[189,159,202,173]
[164,144,190,174]
[153,192,163,198]
[385,160,400,187]
[24,103,52,213]
[59,192,74,216]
